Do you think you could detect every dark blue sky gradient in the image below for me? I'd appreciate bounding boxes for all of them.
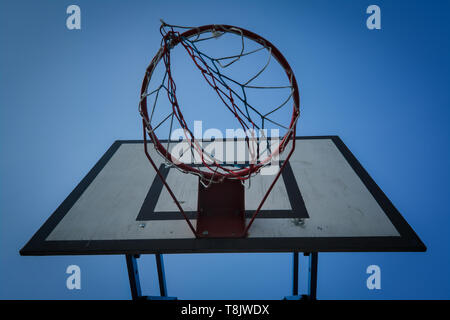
[1,0,449,299]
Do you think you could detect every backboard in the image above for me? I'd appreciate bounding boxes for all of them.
[20,136,425,255]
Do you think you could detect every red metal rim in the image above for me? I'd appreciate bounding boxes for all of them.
[140,24,300,181]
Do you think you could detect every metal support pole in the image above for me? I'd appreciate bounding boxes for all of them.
[307,252,318,300]
[292,251,299,296]
[125,254,142,300]
[155,253,167,297]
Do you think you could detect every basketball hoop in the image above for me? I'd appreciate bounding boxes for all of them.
[139,21,300,238]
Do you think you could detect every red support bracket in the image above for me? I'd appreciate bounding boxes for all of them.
[196,178,245,238]
[143,123,296,239]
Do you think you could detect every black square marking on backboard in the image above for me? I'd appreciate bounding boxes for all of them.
[135,161,309,221]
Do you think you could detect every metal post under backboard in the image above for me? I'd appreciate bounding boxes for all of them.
[306,252,318,300]
[285,252,318,300]
[128,252,317,300]
[125,254,176,300]
[125,254,142,300]
[292,251,299,296]
[155,253,167,297]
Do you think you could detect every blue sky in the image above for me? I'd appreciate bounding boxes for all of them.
[1,0,449,299]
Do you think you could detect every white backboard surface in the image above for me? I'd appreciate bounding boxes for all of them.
[21,136,425,255]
